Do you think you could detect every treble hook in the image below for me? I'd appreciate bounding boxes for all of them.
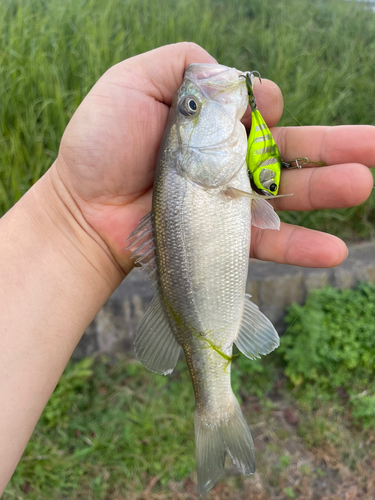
[239,70,262,88]
[249,70,262,84]
[240,71,262,111]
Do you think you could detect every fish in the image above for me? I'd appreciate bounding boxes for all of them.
[127,63,281,495]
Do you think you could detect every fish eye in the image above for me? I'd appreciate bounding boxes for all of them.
[178,95,200,116]
[188,99,197,112]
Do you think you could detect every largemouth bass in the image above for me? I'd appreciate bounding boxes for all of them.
[127,63,280,495]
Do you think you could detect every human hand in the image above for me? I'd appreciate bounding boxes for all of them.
[55,43,217,275]
[54,42,375,274]
[250,123,375,267]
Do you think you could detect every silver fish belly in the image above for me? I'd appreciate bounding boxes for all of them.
[127,63,280,496]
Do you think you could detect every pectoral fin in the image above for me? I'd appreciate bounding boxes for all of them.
[235,294,279,359]
[251,198,281,230]
[134,291,181,375]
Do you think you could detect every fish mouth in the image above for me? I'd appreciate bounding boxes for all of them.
[185,64,245,99]
[185,63,238,83]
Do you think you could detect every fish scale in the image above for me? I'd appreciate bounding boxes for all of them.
[154,167,250,345]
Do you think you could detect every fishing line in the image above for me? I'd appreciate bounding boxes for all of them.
[282,105,303,126]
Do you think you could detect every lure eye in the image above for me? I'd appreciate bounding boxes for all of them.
[269,183,277,192]
[178,96,199,116]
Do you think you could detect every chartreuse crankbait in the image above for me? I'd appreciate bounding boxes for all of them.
[242,71,308,196]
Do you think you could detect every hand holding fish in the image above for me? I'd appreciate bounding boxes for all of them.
[56,43,374,272]
[58,44,374,493]
[121,56,374,493]
[0,41,374,496]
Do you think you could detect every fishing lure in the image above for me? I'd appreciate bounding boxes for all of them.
[242,71,308,196]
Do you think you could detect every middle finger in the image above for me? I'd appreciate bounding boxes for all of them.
[273,125,375,167]
[271,163,373,212]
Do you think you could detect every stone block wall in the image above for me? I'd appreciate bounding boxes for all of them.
[73,242,375,358]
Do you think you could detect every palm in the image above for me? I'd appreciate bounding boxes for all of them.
[56,61,173,270]
[59,80,162,201]
[54,43,375,273]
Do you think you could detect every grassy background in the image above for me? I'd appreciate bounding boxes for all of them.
[5,283,375,499]
[4,354,375,499]
[1,0,375,239]
[2,0,375,498]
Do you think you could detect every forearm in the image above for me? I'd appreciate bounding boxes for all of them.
[0,165,124,493]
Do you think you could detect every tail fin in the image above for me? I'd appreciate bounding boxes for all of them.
[195,395,255,496]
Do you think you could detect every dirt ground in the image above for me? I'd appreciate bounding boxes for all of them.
[129,396,375,500]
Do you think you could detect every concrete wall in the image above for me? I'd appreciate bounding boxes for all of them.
[73,241,375,358]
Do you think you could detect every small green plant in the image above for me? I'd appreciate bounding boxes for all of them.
[283,486,296,498]
[350,393,375,428]
[280,455,291,468]
[280,282,375,427]
[300,464,311,476]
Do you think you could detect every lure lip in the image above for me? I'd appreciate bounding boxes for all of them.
[261,188,275,196]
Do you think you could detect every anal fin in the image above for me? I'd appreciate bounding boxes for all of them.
[235,294,279,359]
[134,291,181,376]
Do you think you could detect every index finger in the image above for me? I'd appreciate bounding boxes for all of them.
[241,78,284,128]
[272,125,375,168]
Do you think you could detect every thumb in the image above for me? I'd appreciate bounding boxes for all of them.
[106,42,217,105]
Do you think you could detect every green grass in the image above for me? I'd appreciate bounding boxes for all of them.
[280,281,375,427]
[5,357,196,499]
[5,281,375,497]
[4,355,374,499]
[1,0,375,239]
